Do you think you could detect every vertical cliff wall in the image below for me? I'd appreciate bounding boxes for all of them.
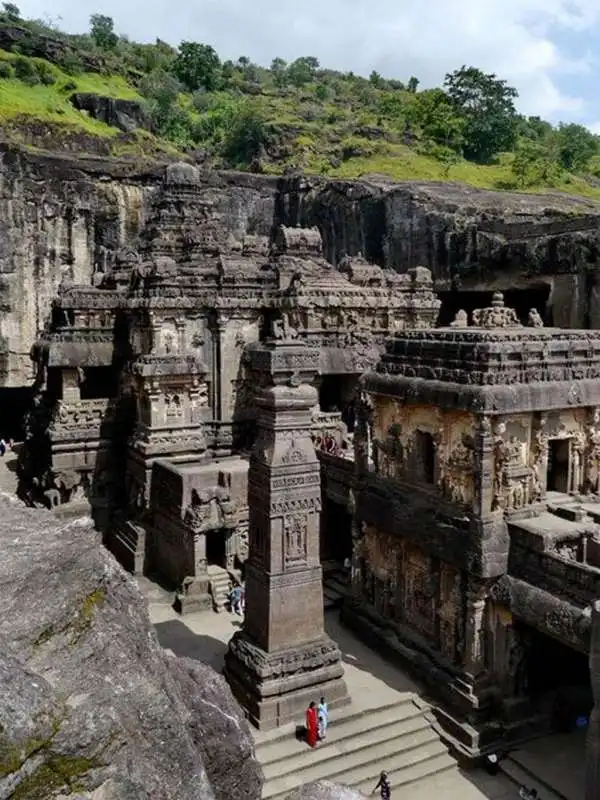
[278,174,600,330]
[0,148,278,388]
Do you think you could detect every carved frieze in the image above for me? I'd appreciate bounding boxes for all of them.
[284,514,308,564]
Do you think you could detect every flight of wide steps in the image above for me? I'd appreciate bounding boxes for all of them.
[255,696,457,800]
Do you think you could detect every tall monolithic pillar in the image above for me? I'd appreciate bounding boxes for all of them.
[224,339,349,729]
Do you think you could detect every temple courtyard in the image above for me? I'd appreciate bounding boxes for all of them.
[140,576,580,800]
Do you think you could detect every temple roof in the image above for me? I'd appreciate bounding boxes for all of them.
[365,292,600,414]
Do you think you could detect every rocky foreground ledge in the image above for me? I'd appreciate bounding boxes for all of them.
[0,495,361,800]
[0,494,262,799]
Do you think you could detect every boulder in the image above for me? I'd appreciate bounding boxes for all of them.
[286,781,367,799]
[0,495,263,799]
[69,93,151,133]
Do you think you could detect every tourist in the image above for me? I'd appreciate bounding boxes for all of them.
[318,696,328,740]
[240,583,245,614]
[373,771,391,799]
[230,584,242,615]
[0,438,5,457]
[306,701,318,748]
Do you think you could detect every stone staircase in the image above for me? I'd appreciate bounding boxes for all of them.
[322,562,350,610]
[255,696,457,800]
[208,565,232,612]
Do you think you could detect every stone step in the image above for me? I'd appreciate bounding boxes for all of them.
[263,737,453,800]
[501,756,567,800]
[256,698,418,753]
[262,713,435,781]
[351,751,457,797]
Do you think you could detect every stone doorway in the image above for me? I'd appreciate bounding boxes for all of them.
[206,529,227,569]
[516,621,592,732]
[320,498,352,564]
[547,438,571,493]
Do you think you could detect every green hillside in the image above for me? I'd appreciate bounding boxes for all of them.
[0,4,599,197]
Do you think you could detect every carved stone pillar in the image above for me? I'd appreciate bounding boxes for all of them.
[463,584,487,679]
[225,339,349,729]
[473,415,494,516]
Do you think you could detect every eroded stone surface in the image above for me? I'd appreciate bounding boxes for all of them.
[286,781,367,800]
[0,495,262,800]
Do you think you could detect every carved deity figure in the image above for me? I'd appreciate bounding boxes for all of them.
[527,308,544,328]
[450,309,468,328]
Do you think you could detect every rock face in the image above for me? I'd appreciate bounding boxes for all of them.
[70,93,152,133]
[2,143,600,386]
[285,782,367,800]
[279,174,600,329]
[0,495,263,799]
[0,145,277,386]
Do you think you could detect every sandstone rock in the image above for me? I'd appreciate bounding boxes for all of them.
[0,495,263,799]
[70,93,152,134]
[286,781,367,799]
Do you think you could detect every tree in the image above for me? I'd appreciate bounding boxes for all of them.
[407,76,419,93]
[222,100,269,166]
[270,57,288,89]
[90,14,118,50]
[2,3,20,20]
[511,137,562,188]
[555,123,599,172]
[414,88,465,151]
[444,66,518,162]
[287,56,319,87]
[173,42,221,92]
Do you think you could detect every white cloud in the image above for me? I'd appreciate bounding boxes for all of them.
[14,0,600,122]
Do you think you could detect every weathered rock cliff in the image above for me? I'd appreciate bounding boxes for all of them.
[0,494,263,799]
[3,144,600,387]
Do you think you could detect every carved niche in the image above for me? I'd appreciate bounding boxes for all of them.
[165,392,184,420]
[439,433,474,506]
[375,422,406,479]
[183,487,236,533]
[585,407,600,494]
[492,424,531,511]
[284,514,308,565]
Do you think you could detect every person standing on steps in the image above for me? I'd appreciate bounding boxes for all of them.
[373,771,391,799]
[318,696,328,741]
[306,701,318,748]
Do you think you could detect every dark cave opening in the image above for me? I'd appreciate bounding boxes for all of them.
[518,622,592,731]
[0,387,33,440]
[437,285,553,327]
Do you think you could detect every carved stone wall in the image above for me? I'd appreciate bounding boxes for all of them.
[370,398,476,508]
[358,524,465,667]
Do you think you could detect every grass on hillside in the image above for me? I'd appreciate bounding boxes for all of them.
[0,47,599,201]
[0,49,141,136]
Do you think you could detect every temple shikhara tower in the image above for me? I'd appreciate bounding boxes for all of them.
[224,338,349,728]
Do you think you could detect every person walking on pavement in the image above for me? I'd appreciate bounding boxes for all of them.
[373,771,391,799]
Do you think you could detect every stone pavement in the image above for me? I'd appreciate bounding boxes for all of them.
[141,575,567,799]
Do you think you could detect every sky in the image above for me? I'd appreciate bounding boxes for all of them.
[14,0,600,131]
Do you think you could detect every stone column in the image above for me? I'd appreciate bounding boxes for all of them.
[224,339,350,729]
[463,583,487,679]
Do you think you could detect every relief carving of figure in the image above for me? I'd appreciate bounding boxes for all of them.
[527,308,544,327]
[184,487,235,533]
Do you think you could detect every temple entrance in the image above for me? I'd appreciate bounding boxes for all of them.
[547,438,570,493]
[319,375,358,432]
[0,387,33,441]
[517,622,592,731]
[437,285,552,327]
[320,498,352,564]
[206,529,226,568]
